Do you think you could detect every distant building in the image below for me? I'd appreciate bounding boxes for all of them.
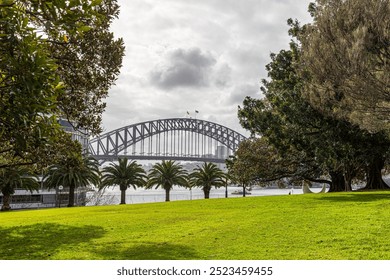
[216,146,228,159]
[215,146,228,170]
[58,119,89,151]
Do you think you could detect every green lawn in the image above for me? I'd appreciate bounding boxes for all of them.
[2,191,390,260]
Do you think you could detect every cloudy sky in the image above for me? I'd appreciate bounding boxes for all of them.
[103,0,313,136]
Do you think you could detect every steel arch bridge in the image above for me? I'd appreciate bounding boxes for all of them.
[88,118,247,163]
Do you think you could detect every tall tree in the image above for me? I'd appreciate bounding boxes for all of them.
[0,167,39,211]
[146,160,188,202]
[100,158,146,205]
[238,47,353,191]
[226,138,289,194]
[1,1,63,168]
[44,150,100,207]
[299,0,390,133]
[227,137,321,189]
[189,162,225,199]
[297,0,390,189]
[0,0,125,169]
[238,32,390,191]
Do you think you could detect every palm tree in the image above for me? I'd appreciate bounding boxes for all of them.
[0,167,39,211]
[189,162,225,199]
[146,160,188,202]
[44,153,100,207]
[100,158,146,204]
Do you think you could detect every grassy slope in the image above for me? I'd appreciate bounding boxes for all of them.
[2,192,390,260]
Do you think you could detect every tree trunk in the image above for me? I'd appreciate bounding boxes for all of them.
[120,186,126,204]
[68,186,75,207]
[344,175,352,192]
[1,194,11,211]
[363,157,390,190]
[344,168,353,192]
[204,188,210,199]
[329,171,346,192]
[242,185,246,197]
[165,188,170,202]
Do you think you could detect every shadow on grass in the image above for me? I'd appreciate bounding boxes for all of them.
[314,192,390,203]
[0,223,106,260]
[97,242,199,260]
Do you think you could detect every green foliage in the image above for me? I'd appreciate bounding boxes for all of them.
[236,25,390,191]
[2,192,390,259]
[146,160,188,202]
[44,151,100,207]
[227,139,264,188]
[189,162,225,199]
[0,0,125,169]
[0,167,39,211]
[227,137,302,187]
[0,2,64,167]
[299,0,390,132]
[237,47,348,190]
[100,158,147,204]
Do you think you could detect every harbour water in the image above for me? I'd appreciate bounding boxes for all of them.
[86,186,311,206]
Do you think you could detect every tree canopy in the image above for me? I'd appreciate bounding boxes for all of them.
[0,166,39,211]
[232,0,390,191]
[146,160,188,202]
[189,162,225,199]
[299,0,390,133]
[0,0,125,169]
[44,150,100,207]
[100,158,147,205]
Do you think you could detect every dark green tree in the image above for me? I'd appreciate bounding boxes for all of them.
[226,137,292,195]
[100,158,147,205]
[44,150,100,207]
[227,137,317,189]
[146,160,188,202]
[238,31,390,191]
[299,0,390,133]
[189,162,225,199]
[0,0,125,169]
[0,167,39,211]
[1,1,63,168]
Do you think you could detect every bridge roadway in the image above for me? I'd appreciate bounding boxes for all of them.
[92,155,226,163]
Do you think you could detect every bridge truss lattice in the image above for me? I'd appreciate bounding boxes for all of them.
[88,118,247,163]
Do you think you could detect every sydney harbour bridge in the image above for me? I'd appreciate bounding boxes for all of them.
[88,118,247,163]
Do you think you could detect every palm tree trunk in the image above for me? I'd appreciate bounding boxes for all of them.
[68,186,75,207]
[165,188,170,202]
[120,188,126,204]
[204,188,210,199]
[1,194,11,211]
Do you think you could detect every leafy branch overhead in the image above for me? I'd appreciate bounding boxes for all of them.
[0,0,125,168]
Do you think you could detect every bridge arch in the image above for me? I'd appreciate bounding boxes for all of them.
[88,118,247,163]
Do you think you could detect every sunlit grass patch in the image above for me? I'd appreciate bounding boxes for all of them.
[2,191,390,260]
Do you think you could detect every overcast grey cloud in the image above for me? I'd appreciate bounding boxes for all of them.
[150,48,217,89]
[102,0,312,135]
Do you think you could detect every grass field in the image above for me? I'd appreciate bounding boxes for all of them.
[2,191,390,260]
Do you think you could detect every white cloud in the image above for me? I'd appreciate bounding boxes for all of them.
[103,0,313,135]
